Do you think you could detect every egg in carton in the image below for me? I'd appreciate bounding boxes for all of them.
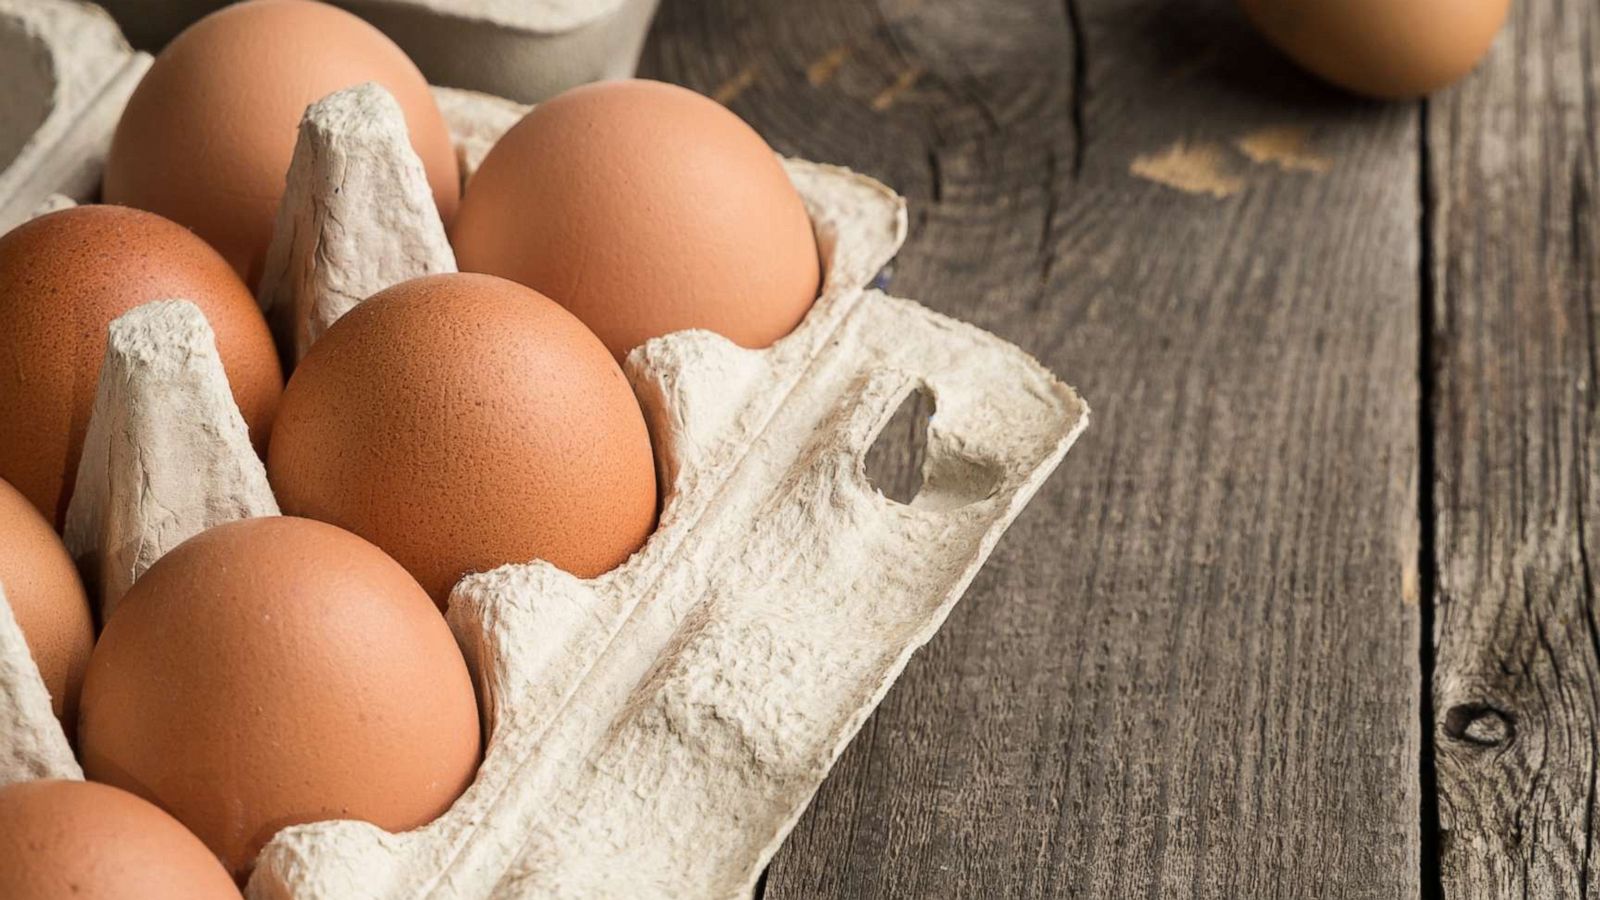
[0,1,1090,897]
[90,0,658,103]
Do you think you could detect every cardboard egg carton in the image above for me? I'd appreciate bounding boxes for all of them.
[91,0,659,103]
[0,2,1089,897]
[0,0,149,233]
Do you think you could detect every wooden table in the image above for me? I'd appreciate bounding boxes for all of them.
[641,0,1596,896]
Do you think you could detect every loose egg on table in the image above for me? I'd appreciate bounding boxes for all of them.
[103,0,458,285]
[0,780,241,899]
[451,78,821,362]
[1237,0,1511,99]
[77,517,481,880]
[0,205,281,527]
[268,273,659,605]
[0,477,92,735]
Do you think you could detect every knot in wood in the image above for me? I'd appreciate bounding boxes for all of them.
[1443,703,1514,747]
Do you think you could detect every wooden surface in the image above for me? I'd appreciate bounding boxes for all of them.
[642,0,1434,896]
[1428,0,1600,897]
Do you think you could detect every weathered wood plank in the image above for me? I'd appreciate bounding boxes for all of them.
[1427,0,1600,895]
[642,1,1423,895]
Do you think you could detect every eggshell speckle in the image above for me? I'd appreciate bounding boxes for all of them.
[1238,0,1511,99]
[0,477,92,734]
[77,517,481,881]
[103,0,459,286]
[268,273,658,604]
[0,206,282,528]
[0,780,240,900]
[451,79,821,362]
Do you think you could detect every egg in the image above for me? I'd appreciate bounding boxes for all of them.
[103,0,459,286]
[268,273,657,604]
[0,206,281,527]
[1238,0,1511,99]
[0,780,240,899]
[77,516,481,881]
[451,78,821,362]
[0,477,93,735]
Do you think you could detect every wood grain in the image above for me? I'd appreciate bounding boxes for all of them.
[1426,0,1600,895]
[642,0,1424,896]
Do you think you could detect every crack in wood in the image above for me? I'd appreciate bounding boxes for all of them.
[1062,0,1087,178]
[1039,145,1059,285]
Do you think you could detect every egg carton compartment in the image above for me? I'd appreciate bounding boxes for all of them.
[0,6,1089,899]
[89,0,658,103]
[0,0,149,233]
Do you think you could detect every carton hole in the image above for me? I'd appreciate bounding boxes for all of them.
[0,22,55,174]
[865,385,934,505]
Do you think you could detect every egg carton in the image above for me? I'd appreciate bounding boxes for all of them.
[0,2,1090,898]
[90,0,659,103]
[0,0,150,233]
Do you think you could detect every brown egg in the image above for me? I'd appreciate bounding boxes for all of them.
[451,78,820,363]
[0,780,240,899]
[268,273,657,604]
[0,478,93,735]
[0,206,281,527]
[103,0,459,286]
[1238,0,1511,99]
[78,516,481,881]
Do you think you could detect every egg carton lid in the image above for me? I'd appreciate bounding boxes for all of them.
[360,0,635,34]
[98,0,638,41]
[86,0,659,103]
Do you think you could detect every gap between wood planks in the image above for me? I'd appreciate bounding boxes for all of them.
[1416,97,1445,900]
